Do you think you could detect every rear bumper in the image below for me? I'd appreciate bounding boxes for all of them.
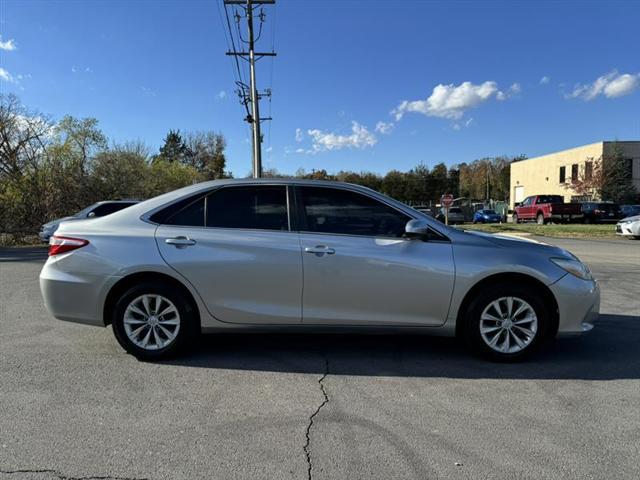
[39,257,119,327]
[550,273,600,336]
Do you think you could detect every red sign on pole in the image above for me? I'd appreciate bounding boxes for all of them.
[441,194,454,207]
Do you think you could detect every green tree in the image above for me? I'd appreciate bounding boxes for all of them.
[601,143,637,203]
[184,131,230,179]
[156,130,187,163]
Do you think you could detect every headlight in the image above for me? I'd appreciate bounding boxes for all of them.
[550,257,593,280]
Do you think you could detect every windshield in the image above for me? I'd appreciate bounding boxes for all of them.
[482,210,497,214]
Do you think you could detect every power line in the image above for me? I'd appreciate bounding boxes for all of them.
[223,0,276,178]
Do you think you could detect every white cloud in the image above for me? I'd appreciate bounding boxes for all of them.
[392,80,501,121]
[497,83,520,101]
[295,148,305,154]
[465,117,474,127]
[567,70,640,100]
[140,86,157,97]
[307,121,377,153]
[71,66,77,73]
[539,76,550,85]
[0,36,16,51]
[216,90,227,100]
[604,73,640,98]
[0,67,17,83]
[295,128,303,142]
[375,121,394,134]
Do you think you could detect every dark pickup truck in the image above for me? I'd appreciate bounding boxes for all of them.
[513,195,583,224]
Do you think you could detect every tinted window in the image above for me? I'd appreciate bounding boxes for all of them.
[164,197,205,227]
[206,186,288,231]
[483,210,497,214]
[537,195,563,204]
[449,207,462,213]
[299,187,409,238]
[91,202,135,217]
[150,193,205,225]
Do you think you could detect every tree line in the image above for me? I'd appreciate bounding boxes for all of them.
[1,94,519,237]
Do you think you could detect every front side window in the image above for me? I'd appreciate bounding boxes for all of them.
[299,186,409,238]
[206,186,288,231]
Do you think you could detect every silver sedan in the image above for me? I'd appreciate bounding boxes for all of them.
[39,179,600,361]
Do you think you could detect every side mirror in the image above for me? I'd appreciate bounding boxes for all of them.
[87,211,96,218]
[514,202,521,208]
[404,219,431,240]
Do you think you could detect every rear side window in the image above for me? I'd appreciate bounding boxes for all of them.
[206,186,289,231]
[149,193,206,226]
[164,197,205,227]
[299,186,409,238]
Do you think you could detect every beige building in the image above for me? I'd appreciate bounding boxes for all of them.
[509,141,640,208]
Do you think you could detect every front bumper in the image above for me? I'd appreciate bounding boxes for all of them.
[616,223,636,236]
[550,273,600,335]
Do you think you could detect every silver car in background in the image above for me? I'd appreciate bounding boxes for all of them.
[39,179,600,361]
[39,200,139,242]
[616,215,640,239]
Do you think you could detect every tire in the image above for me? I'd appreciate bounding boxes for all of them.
[111,281,198,360]
[536,213,545,225]
[513,214,519,224]
[461,283,551,362]
[584,217,592,225]
[632,236,640,240]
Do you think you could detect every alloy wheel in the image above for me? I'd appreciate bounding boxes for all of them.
[479,296,538,354]
[123,294,181,351]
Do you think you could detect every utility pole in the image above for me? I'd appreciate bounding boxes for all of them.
[224,0,276,178]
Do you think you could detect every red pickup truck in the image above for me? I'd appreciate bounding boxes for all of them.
[513,195,583,224]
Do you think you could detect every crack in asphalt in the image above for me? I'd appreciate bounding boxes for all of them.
[0,469,151,480]
[303,357,330,480]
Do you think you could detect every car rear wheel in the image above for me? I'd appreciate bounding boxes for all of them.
[536,213,545,225]
[111,281,197,360]
[513,214,519,224]
[462,284,550,361]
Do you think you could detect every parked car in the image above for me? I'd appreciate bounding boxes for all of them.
[39,179,600,362]
[580,202,622,224]
[39,200,139,242]
[616,215,640,239]
[436,207,465,224]
[413,206,435,217]
[513,195,583,224]
[473,209,503,224]
[620,204,640,218]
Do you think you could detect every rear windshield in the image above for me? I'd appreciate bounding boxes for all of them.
[537,195,564,204]
[482,210,497,214]
[449,207,462,213]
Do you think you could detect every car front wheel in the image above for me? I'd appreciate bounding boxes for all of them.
[462,284,550,361]
[111,281,197,360]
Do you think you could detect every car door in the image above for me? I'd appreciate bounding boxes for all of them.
[296,185,455,326]
[520,196,533,219]
[156,184,303,324]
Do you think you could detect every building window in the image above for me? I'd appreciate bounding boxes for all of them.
[571,164,578,183]
[585,161,593,180]
[559,166,566,183]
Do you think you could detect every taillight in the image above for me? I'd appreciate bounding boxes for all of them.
[48,236,89,256]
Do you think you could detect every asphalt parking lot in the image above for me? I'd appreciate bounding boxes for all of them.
[1,237,639,480]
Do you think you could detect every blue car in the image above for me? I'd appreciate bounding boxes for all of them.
[473,209,503,224]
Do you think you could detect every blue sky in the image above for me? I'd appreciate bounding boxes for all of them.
[1,0,639,177]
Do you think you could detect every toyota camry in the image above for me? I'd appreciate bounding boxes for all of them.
[39,179,600,361]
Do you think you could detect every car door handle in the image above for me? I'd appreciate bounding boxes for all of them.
[304,245,335,255]
[165,236,197,247]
